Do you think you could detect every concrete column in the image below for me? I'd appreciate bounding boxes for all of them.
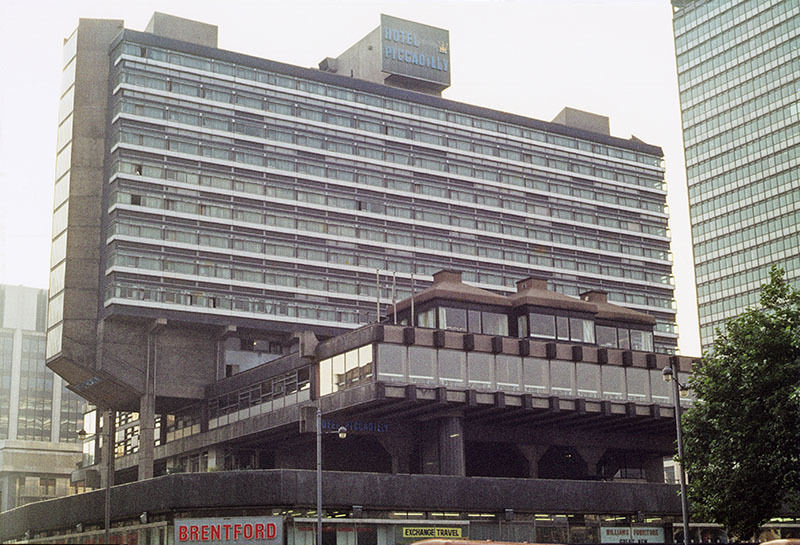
[575,446,605,478]
[0,475,13,511]
[207,447,221,471]
[138,321,163,481]
[104,410,115,544]
[138,392,155,480]
[378,436,412,474]
[421,435,439,474]
[438,416,465,476]
[644,455,666,483]
[518,444,548,478]
[100,409,116,488]
[392,448,411,474]
[158,414,168,446]
[217,326,237,381]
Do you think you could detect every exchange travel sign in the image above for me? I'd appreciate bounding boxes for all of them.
[381,14,450,87]
[402,527,463,539]
[175,517,282,544]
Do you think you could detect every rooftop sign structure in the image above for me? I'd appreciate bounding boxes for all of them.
[319,14,451,95]
[380,14,450,89]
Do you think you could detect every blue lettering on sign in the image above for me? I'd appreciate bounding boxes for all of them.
[385,27,420,46]
[383,46,449,73]
[322,419,390,433]
[383,24,447,74]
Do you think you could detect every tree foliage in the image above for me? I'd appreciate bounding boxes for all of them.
[682,267,800,540]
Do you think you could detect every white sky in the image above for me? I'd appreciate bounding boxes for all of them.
[0,0,700,355]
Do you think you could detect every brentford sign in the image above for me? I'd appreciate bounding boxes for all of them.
[174,517,282,544]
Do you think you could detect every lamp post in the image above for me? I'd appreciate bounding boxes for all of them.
[104,409,115,545]
[663,362,691,544]
[316,407,347,545]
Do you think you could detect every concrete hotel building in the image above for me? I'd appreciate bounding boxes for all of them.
[672,0,799,348]
[1,11,700,544]
[0,285,83,512]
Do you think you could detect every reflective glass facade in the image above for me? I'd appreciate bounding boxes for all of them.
[673,0,800,348]
[0,329,12,438]
[0,285,83,511]
[94,28,677,352]
[16,335,51,441]
[0,285,83,444]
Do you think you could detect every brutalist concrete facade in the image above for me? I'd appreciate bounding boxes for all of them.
[45,12,677,422]
[29,11,693,545]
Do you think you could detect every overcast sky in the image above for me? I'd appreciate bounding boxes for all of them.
[0,0,700,355]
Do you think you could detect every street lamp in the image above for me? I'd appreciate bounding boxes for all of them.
[663,362,691,544]
[316,407,347,545]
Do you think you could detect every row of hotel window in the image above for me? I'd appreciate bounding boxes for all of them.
[416,307,654,352]
[111,184,668,249]
[116,42,662,168]
[111,131,666,220]
[110,182,671,263]
[112,87,665,194]
[113,113,666,202]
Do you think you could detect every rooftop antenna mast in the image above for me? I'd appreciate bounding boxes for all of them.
[392,272,397,324]
[410,272,415,326]
[376,269,380,323]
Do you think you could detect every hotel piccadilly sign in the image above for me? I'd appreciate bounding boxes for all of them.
[381,14,451,86]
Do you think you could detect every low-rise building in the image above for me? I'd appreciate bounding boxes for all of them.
[2,271,698,544]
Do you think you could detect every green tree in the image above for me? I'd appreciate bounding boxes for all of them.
[682,267,800,540]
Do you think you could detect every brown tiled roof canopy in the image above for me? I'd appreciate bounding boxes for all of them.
[580,290,656,325]
[510,277,597,312]
[393,270,656,326]
[393,270,511,312]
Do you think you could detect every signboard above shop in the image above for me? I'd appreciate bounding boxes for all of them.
[380,14,451,88]
[600,526,665,543]
[175,517,283,545]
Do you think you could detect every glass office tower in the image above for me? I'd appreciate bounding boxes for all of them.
[672,0,799,349]
[0,285,83,511]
